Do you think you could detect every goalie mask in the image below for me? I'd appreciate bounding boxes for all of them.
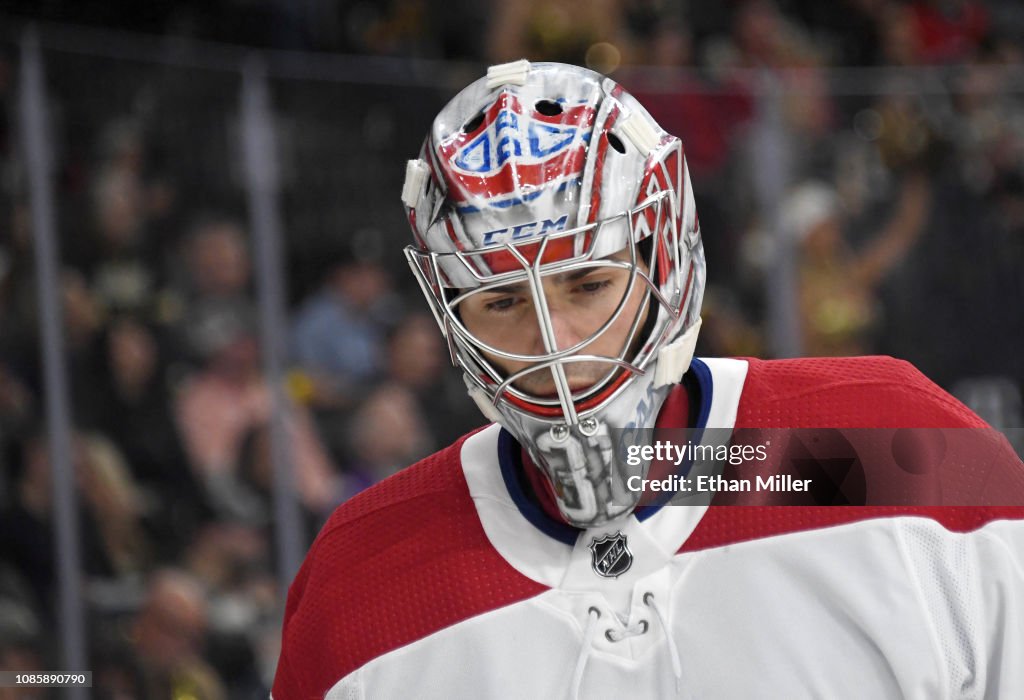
[402,61,705,528]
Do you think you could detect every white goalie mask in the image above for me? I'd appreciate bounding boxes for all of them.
[402,61,705,528]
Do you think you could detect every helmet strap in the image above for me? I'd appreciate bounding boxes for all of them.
[465,377,506,424]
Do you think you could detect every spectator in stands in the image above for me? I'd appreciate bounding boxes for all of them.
[147,215,225,343]
[184,522,279,696]
[84,165,160,317]
[782,173,932,356]
[130,568,227,700]
[0,430,152,611]
[91,316,209,560]
[173,216,254,361]
[290,250,398,410]
[385,312,483,447]
[182,217,251,302]
[340,383,434,497]
[175,303,342,520]
[71,117,181,325]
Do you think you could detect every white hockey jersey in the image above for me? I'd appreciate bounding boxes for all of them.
[273,357,1024,699]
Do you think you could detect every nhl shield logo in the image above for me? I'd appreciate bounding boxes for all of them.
[589,532,633,578]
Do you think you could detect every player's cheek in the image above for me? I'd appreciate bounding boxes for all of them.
[460,303,501,345]
[593,281,637,334]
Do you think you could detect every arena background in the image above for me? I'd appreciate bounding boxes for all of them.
[1,1,1023,696]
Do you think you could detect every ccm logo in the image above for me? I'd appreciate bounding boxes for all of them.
[482,215,569,246]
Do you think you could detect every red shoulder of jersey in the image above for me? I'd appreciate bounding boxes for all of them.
[272,431,548,700]
[680,356,1024,553]
[735,355,987,428]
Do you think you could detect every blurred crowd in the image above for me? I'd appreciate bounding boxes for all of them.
[0,0,1023,697]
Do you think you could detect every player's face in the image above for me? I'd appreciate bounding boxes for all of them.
[459,249,650,396]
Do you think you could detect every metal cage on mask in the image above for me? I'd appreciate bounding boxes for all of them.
[406,185,687,429]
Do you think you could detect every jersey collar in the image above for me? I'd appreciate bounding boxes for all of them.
[460,357,749,587]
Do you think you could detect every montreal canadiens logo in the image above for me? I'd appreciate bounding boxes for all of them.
[440,92,593,176]
[589,532,633,578]
[453,110,579,174]
[436,93,594,213]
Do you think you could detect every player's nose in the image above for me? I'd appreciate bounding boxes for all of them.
[544,307,587,352]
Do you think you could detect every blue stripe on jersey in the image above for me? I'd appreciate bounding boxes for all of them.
[497,428,581,545]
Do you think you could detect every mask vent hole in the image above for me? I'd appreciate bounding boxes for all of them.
[462,111,485,133]
[535,99,563,116]
[607,132,627,154]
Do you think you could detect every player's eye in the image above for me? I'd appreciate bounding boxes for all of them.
[576,279,613,294]
[484,296,521,313]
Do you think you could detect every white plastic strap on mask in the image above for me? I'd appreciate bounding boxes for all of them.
[619,112,660,156]
[653,317,702,387]
[486,59,531,89]
[402,159,429,208]
[465,377,506,424]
